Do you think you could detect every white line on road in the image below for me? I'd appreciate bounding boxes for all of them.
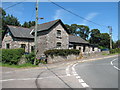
[66,63,73,76]
[71,63,90,88]
[111,58,120,71]
[1,75,72,82]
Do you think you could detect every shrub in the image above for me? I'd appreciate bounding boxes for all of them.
[1,48,25,65]
[25,52,35,64]
[110,48,120,54]
[44,49,80,57]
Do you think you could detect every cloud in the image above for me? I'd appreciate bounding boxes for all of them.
[53,9,65,20]
[79,12,99,25]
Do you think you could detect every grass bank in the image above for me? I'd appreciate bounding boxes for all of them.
[0,63,38,68]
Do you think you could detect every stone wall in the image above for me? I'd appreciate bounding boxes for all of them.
[47,23,69,50]
[47,54,80,63]
[37,34,48,57]
[36,22,69,57]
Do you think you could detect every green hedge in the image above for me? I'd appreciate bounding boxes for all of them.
[25,52,35,64]
[44,49,80,57]
[1,48,25,65]
[110,48,120,54]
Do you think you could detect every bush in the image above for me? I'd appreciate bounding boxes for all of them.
[1,48,25,65]
[25,52,35,64]
[110,48,120,54]
[44,49,80,57]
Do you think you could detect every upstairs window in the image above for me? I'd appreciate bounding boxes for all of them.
[56,42,61,48]
[6,43,10,49]
[57,30,61,36]
[6,32,10,37]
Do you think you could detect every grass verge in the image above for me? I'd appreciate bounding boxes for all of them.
[0,63,38,68]
[102,53,119,55]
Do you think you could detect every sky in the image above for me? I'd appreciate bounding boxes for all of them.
[2,2,118,41]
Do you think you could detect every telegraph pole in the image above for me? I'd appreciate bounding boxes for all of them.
[108,26,112,50]
[34,0,38,65]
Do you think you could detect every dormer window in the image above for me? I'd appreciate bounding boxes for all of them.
[6,32,10,36]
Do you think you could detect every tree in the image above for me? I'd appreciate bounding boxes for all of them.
[65,24,78,35]
[89,29,101,45]
[22,22,29,28]
[65,24,90,40]
[99,33,110,49]
[77,25,90,40]
[5,14,21,26]
[114,40,120,48]
[0,8,6,30]
[22,21,35,28]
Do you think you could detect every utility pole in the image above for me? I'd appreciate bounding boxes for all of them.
[34,0,38,65]
[108,26,112,50]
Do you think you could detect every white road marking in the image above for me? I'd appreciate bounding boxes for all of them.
[71,63,90,88]
[113,66,120,70]
[78,55,118,63]
[1,75,72,82]
[78,79,84,83]
[66,63,73,76]
[111,58,120,71]
[81,82,89,87]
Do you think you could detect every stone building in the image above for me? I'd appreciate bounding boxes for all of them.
[2,19,100,57]
[2,25,34,53]
[69,35,99,54]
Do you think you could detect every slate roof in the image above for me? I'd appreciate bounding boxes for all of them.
[69,35,89,44]
[31,19,68,33]
[7,25,34,39]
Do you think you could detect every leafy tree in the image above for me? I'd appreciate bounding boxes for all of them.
[114,40,120,48]
[1,8,21,30]
[77,25,90,40]
[0,8,6,30]
[5,14,21,26]
[65,24,78,35]
[89,29,101,45]
[65,24,90,40]
[22,22,29,28]
[22,21,35,28]
[99,33,110,49]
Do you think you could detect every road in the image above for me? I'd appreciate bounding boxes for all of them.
[1,55,119,89]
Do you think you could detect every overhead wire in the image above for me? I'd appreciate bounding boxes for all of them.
[3,0,108,28]
[48,0,108,28]
[4,2,24,10]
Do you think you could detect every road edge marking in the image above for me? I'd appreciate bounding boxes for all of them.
[71,63,90,88]
[111,58,120,71]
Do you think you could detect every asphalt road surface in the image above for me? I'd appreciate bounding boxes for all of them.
[1,55,119,89]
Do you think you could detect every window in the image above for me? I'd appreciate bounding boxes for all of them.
[92,47,94,51]
[73,45,76,49]
[83,45,85,52]
[31,46,34,52]
[6,43,10,49]
[57,30,61,36]
[21,44,26,49]
[6,32,10,37]
[56,42,61,48]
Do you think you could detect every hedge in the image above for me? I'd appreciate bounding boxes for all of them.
[110,48,120,54]
[25,52,35,64]
[1,48,25,65]
[44,49,80,57]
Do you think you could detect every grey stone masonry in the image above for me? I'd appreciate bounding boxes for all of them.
[36,22,69,57]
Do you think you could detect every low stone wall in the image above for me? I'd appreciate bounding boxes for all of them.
[47,54,80,63]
